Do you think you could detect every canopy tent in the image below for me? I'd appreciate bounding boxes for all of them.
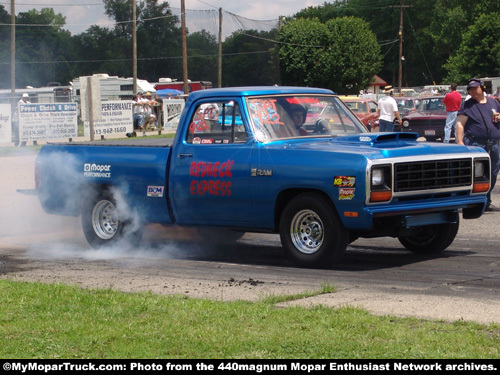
[156,88,184,98]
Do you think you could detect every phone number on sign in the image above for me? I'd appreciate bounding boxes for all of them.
[93,127,128,135]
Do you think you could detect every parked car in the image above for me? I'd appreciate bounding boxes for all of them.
[400,96,455,141]
[339,96,379,131]
[394,96,419,116]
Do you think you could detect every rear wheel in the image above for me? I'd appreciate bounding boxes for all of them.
[82,190,143,248]
[279,193,348,268]
[398,220,459,254]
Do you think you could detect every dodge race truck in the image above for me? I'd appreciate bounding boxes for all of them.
[33,86,491,267]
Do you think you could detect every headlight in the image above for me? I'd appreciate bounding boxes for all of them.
[370,165,392,202]
[474,160,484,178]
[372,169,385,186]
[402,120,409,127]
[473,158,490,193]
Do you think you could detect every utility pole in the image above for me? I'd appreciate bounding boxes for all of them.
[391,0,411,93]
[181,0,189,95]
[10,0,15,131]
[217,7,222,88]
[132,0,137,94]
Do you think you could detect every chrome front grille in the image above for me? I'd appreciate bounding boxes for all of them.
[394,158,472,192]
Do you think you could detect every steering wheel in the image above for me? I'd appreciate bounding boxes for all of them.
[314,118,329,134]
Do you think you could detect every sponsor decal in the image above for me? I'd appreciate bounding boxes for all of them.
[334,176,356,187]
[201,138,214,144]
[251,168,273,177]
[189,160,234,196]
[339,188,355,200]
[84,163,111,178]
[193,137,201,144]
[359,136,371,142]
[147,186,164,197]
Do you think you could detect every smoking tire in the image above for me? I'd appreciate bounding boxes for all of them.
[398,219,459,254]
[81,189,143,249]
[279,192,348,268]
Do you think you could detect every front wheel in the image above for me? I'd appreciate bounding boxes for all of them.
[279,193,348,268]
[398,220,459,254]
[82,190,143,249]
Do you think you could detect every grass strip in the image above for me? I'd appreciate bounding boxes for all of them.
[1,280,499,359]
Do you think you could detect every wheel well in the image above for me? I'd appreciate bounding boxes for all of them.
[274,189,337,231]
[77,183,113,214]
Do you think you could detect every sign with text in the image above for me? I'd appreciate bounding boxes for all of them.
[19,103,78,141]
[84,101,133,137]
[0,104,11,143]
[164,99,185,130]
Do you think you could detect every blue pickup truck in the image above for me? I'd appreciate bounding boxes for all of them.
[34,86,491,267]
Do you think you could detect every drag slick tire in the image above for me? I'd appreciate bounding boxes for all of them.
[279,192,348,268]
[82,189,143,249]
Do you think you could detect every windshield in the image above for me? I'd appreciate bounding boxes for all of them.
[246,95,367,141]
[420,97,445,111]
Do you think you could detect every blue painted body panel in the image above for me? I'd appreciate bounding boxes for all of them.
[36,86,489,234]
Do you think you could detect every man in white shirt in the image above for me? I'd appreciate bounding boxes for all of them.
[377,85,401,132]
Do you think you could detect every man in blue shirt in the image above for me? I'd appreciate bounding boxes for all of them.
[456,78,500,211]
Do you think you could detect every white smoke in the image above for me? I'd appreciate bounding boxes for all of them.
[3,150,209,265]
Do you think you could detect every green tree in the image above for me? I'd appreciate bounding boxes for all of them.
[13,8,73,88]
[0,5,12,87]
[222,29,278,87]
[444,13,500,83]
[186,30,217,83]
[99,0,181,83]
[278,17,382,94]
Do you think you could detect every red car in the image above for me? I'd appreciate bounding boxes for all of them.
[395,96,420,116]
[399,96,461,141]
[340,97,379,131]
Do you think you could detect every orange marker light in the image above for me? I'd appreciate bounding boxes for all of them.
[370,191,392,202]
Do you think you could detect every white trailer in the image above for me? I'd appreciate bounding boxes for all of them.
[71,74,156,102]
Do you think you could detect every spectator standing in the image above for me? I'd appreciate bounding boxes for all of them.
[132,93,145,133]
[153,93,164,129]
[141,92,156,134]
[456,78,500,211]
[493,87,500,105]
[377,85,401,132]
[442,83,462,143]
[12,93,31,146]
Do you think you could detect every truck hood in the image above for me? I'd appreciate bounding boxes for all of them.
[267,132,486,160]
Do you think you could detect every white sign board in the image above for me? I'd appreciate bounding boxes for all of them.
[0,104,11,143]
[19,103,78,141]
[84,101,133,137]
[163,99,185,130]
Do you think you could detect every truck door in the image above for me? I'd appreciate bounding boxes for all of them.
[171,99,252,225]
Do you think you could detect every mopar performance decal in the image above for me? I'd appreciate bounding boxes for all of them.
[147,186,164,197]
[189,160,234,196]
[84,163,111,178]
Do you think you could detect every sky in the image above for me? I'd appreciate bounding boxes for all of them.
[9,0,328,35]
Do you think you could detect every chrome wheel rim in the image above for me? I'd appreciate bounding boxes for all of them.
[290,209,324,254]
[92,200,118,240]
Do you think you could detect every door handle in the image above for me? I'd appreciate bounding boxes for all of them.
[178,153,193,159]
